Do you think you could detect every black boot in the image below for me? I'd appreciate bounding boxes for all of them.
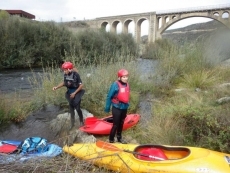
[77,108,84,127]
[79,114,84,127]
[117,138,127,144]
[69,115,75,130]
[80,121,84,127]
[109,125,117,144]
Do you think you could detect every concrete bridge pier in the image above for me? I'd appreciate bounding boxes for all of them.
[148,13,157,43]
[123,21,128,34]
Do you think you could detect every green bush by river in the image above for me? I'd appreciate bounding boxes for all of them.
[0,11,137,69]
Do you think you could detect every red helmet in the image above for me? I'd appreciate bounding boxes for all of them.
[62,62,73,70]
[117,69,129,77]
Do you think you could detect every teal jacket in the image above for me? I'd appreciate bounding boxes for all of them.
[104,81,130,113]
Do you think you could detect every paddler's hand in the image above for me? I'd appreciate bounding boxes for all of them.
[70,93,75,99]
[104,107,110,113]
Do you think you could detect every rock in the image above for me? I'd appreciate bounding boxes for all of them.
[218,83,230,88]
[49,109,95,146]
[0,105,95,147]
[174,88,186,92]
[195,88,201,92]
[216,97,230,104]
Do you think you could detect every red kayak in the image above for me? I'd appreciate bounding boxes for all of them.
[79,114,140,135]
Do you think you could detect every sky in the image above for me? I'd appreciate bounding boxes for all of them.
[1,0,230,31]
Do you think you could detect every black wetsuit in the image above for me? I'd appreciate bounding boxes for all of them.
[109,106,127,142]
[64,71,85,127]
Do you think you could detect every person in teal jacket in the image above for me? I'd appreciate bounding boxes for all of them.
[105,69,130,144]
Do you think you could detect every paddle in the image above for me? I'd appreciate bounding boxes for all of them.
[96,140,165,161]
[0,140,22,146]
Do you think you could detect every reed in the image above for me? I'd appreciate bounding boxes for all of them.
[143,39,230,152]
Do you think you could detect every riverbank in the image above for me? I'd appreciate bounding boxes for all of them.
[0,58,157,144]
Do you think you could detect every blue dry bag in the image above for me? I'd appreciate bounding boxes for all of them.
[20,137,48,153]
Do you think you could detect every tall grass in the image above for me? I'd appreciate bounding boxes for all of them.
[1,31,230,172]
[29,56,142,117]
[0,92,32,124]
[143,38,230,152]
[151,40,223,90]
[179,69,220,89]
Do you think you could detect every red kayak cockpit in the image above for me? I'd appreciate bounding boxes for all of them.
[134,145,190,161]
[80,114,140,135]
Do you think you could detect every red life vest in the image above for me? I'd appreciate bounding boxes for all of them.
[112,81,130,104]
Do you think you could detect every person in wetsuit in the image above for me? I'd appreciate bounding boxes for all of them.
[104,69,130,144]
[53,61,85,129]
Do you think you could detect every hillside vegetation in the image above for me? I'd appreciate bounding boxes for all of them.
[0,11,137,69]
[163,20,228,44]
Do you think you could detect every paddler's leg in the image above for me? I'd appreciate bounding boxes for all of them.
[75,100,84,127]
[109,106,120,143]
[117,109,127,144]
[66,92,75,130]
[69,104,75,130]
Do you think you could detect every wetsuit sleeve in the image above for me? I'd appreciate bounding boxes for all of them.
[104,82,118,113]
[73,72,82,85]
[63,74,66,86]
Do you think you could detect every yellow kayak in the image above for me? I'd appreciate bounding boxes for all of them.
[63,141,230,173]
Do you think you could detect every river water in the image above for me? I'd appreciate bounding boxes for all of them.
[0,68,43,94]
[0,59,157,93]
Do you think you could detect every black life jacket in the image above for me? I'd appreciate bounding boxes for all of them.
[64,72,79,88]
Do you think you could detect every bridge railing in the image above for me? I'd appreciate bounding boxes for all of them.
[157,3,230,15]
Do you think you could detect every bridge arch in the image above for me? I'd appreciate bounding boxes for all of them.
[136,18,148,43]
[157,9,230,38]
[123,18,134,34]
[101,21,109,31]
[111,20,122,33]
[221,11,229,18]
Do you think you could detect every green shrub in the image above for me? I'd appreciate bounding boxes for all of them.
[0,17,74,68]
[0,93,32,124]
[143,39,177,59]
[0,10,10,20]
[0,17,138,69]
[179,69,220,89]
[73,30,138,66]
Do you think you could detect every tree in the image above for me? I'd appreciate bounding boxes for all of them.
[0,10,10,20]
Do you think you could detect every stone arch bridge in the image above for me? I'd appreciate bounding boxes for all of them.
[85,4,230,43]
